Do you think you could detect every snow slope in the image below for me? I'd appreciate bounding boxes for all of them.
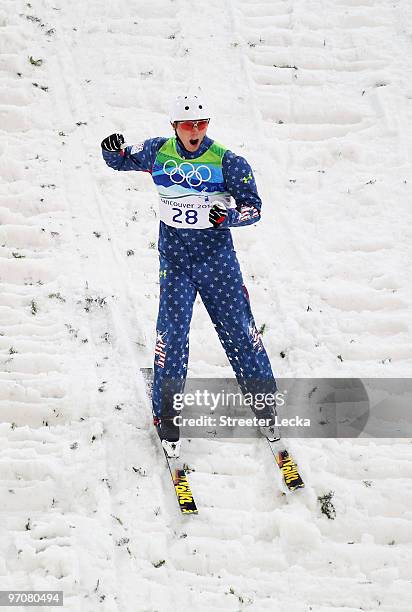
[0,0,412,610]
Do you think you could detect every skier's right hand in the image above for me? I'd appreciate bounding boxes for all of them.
[101,133,125,152]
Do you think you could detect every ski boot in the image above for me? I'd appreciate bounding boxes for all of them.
[155,416,181,458]
[260,422,281,442]
[162,439,181,458]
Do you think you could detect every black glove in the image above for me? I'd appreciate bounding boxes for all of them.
[209,202,228,228]
[101,133,125,152]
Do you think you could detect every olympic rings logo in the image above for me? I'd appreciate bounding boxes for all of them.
[163,159,212,187]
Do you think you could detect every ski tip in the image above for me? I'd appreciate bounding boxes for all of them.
[287,481,305,492]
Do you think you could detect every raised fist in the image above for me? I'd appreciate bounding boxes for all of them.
[101,133,125,152]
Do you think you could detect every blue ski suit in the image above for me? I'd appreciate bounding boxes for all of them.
[102,135,277,438]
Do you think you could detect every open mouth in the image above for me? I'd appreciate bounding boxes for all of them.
[189,138,199,146]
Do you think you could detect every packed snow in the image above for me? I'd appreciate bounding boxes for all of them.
[0,0,411,610]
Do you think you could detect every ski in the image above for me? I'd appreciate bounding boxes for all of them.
[141,368,198,514]
[165,455,198,514]
[266,440,305,492]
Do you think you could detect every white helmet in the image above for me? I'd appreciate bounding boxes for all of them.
[170,94,211,122]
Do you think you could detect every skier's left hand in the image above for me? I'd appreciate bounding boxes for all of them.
[209,202,228,228]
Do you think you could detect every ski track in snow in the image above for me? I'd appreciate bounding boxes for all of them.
[0,0,411,610]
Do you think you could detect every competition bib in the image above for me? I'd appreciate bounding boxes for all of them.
[159,194,231,229]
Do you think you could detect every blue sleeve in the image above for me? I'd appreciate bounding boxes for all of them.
[101,137,167,172]
[221,150,262,228]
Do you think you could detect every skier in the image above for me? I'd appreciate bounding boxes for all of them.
[101,94,280,457]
